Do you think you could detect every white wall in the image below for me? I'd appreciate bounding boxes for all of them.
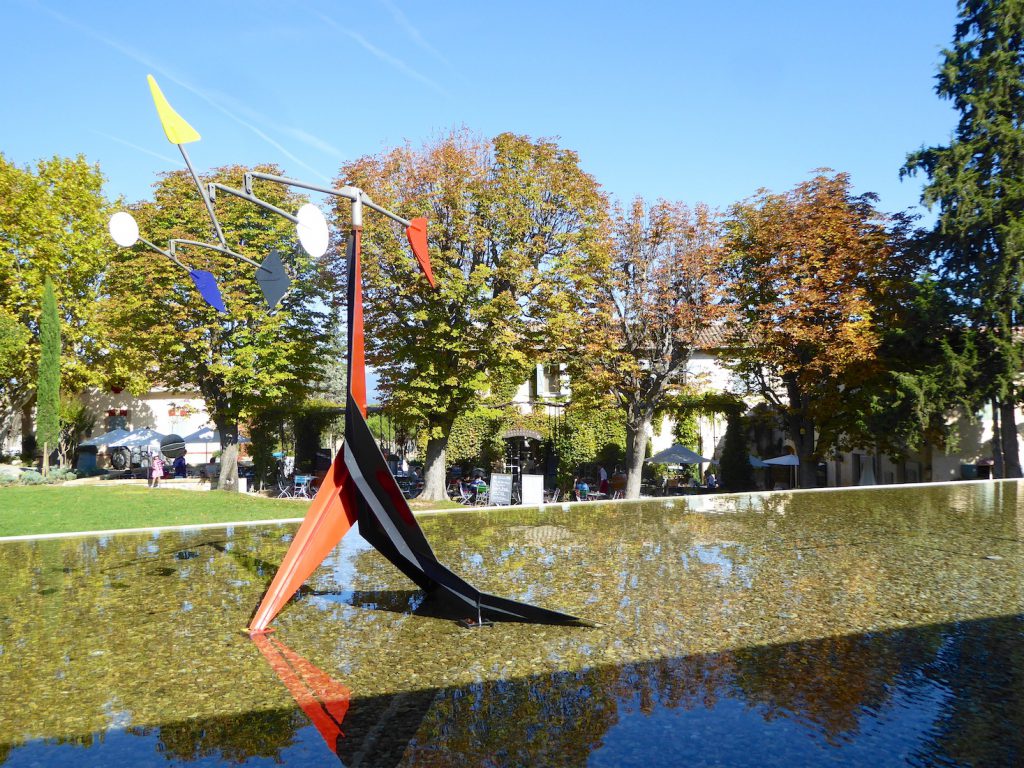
[82,387,209,439]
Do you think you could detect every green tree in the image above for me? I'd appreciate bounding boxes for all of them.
[102,165,344,490]
[0,154,113,451]
[36,277,61,474]
[902,0,1024,477]
[719,414,755,492]
[0,309,30,450]
[338,131,607,500]
[723,172,916,488]
[571,198,727,499]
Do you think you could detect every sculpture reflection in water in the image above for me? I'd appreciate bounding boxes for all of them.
[250,634,350,757]
[108,75,583,632]
[250,632,439,766]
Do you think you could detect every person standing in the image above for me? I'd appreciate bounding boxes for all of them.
[150,450,165,488]
[598,465,609,495]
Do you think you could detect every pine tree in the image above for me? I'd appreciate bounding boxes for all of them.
[36,276,61,475]
[902,0,1024,477]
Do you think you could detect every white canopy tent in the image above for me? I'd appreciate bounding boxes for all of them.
[79,428,131,448]
[181,426,250,463]
[109,427,166,452]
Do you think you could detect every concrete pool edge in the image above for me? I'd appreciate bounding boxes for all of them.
[0,477,1016,543]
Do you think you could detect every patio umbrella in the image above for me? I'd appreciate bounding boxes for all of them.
[646,443,712,465]
[748,455,770,468]
[764,453,799,489]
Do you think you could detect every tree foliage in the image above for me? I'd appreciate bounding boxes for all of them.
[902,0,1024,476]
[723,171,917,486]
[571,198,727,498]
[0,153,112,446]
[101,165,344,488]
[337,130,607,499]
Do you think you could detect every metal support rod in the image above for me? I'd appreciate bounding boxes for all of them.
[247,171,412,228]
[138,236,189,272]
[179,145,227,247]
[170,239,269,272]
[208,182,300,224]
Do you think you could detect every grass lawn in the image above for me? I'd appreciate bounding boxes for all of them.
[0,484,465,537]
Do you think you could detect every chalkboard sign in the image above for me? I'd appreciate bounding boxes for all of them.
[489,473,513,506]
[521,473,545,506]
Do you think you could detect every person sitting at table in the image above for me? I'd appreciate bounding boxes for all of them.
[573,475,589,501]
[704,469,717,489]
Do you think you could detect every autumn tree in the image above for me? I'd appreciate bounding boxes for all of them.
[337,131,607,500]
[571,198,727,499]
[36,277,61,474]
[0,154,113,451]
[902,0,1024,477]
[723,172,916,488]
[102,165,344,490]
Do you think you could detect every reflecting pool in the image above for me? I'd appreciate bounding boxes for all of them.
[1,481,1022,766]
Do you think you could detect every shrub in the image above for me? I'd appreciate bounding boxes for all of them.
[18,470,49,485]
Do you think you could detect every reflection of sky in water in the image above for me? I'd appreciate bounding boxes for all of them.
[682,542,753,588]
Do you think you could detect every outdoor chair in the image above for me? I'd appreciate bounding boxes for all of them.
[450,481,474,504]
[293,475,316,499]
[275,477,293,498]
[474,484,489,506]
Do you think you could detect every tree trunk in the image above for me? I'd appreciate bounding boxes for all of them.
[783,375,818,489]
[421,436,449,501]
[786,414,818,489]
[20,398,34,461]
[624,409,653,500]
[992,396,1004,479]
[41,440,50,477]
[216,420,240,492]
[999,397,1022,478]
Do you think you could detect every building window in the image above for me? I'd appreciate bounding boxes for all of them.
[542,365,562,397]
[106,410,128,431]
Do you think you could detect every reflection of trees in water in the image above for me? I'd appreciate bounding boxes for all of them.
[731,628,943,745]
[912,615,1024,767]
[402,668,620,767]
[129,709,308,763]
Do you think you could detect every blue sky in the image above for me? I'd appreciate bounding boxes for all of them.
[2,0,959,218]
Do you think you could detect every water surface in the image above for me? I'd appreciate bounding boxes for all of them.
[1,481,1022,766]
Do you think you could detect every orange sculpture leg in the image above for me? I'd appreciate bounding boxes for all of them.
[248,450,358,633]
[251,633,351,752]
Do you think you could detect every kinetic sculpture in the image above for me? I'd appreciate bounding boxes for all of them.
[110,76,582,632]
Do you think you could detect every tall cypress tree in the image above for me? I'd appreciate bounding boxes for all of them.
[902,0,1024,477]
[36,276,61,474]
[719,414,755,492]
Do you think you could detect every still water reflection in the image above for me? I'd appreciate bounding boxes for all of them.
[0,482,1022,766]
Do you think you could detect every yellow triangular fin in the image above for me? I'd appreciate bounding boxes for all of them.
[147,74,200,145]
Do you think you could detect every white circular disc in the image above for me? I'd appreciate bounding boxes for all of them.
[109,211,140,247]
[296,203,329,258]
